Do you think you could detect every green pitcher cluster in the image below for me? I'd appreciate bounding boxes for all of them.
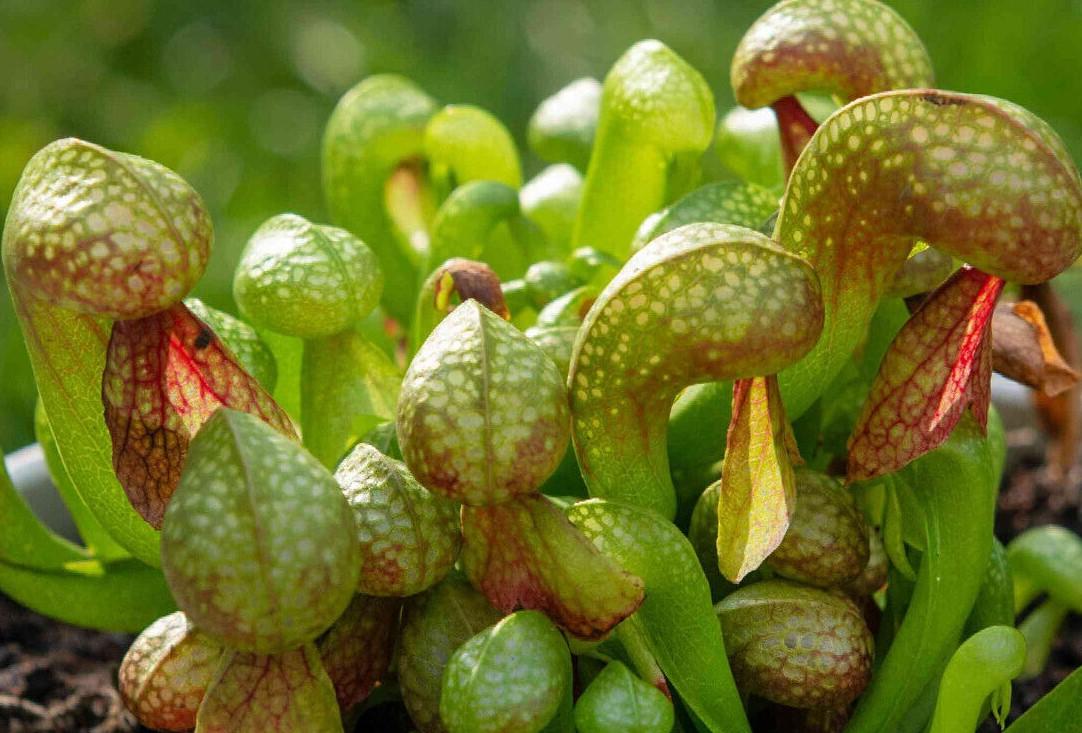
[4,0,1082,732]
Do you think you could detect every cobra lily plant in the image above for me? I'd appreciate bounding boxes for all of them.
[3,1,1082,732]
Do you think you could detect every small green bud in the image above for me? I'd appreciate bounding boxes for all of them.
[573,661,674,733]
[714,107,783,189]
[520,164,584,251]
[523,260,581,308]
[234,213,382,339]
[440,610,571,733]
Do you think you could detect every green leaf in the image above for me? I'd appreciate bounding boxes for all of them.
[733,0,933,110]
[631,181,779,254]
[425,104,522,192]
[714,107,784,189]
[1007,524,1082,613]
[9,295,159,564]
[574,661,674,733]
[0,557,176,632]
[398,300,570,505]
[426,180,544,281]
[334,443,459,597]
[521,164,585,254]
[398,572,503,733]
[846,413,1004,733]
[964,538,1015,638]
[774,91,1082,420]
[0,443,88,569]
[322,74,438,324]
[234,213,383,341]
[260,329,304,421]
[568,499,750,733]
[1004,666,1082,733]
[161,409,359,653]
[1018,599,1068,680]
[3,137,215,565]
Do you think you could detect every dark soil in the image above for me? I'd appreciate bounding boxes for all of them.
[0,595,147,733]
[1,435,1079,733]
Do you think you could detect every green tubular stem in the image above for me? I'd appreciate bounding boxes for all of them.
[926,625,1026,733]
[528,77,602,172]
[35,401,129,561]
[9,293,161,565]
[1,444,88,570]
[616,622,669,692]
[425,180,535,281]
[520,163,585,254]
[571,40,714,261]
[1018,599,1069,680]
[574,137,669,258]
[259,329,304,422]
[1008,525,1082,614]
[846,413,1004,733]
[300,329,400,469]
[963,538,1014,638]
[322,75,438,325]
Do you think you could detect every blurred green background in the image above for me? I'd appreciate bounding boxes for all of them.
[2,0,1081,450]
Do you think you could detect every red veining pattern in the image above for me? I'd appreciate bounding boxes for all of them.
[196,646,335,732]
[847,267,1005,481]
[460,495,644,640]
[103,302,297,528]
